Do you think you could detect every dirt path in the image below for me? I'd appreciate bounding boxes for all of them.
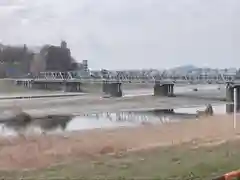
[0,114,239,170]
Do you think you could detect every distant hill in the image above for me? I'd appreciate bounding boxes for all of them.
[169,65,198,74]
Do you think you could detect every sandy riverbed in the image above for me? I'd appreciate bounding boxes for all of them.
[0,94,227,117]
[0,114,239,170]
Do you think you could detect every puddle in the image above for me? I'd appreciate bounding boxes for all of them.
[0,103,234,136]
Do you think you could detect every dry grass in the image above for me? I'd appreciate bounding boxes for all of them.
[0,114,238,179]
[1,139,240,180]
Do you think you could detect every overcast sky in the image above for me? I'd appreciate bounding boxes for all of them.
[0,0,238,70]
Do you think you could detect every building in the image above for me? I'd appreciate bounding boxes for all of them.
[0,41,88,78]
[45,41,72,71]
[0,44,33,78]
[30,41,78,76]
[82,60,88,72]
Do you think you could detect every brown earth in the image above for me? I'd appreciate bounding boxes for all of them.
[0,114,239,170]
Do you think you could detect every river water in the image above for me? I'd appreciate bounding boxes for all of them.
[0,84,228,136]
[0,103,230,136]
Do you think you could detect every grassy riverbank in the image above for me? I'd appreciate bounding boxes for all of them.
[1,139,240,180]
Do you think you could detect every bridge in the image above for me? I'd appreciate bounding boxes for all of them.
[15,70,240,110]
[31,70,235,83]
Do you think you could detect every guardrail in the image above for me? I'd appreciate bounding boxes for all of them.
[17,77,240,85]
[19,71,240,84]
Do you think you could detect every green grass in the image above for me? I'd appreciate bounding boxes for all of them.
[1,140,240,180]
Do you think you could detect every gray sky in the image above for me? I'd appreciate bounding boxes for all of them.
[0,0,238,70]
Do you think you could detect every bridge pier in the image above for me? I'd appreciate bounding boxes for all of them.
[18,80,32,88]
[154,83,174,97]
[63,82,81,92]
[226,85,240,113]
[102,81,122,97]
[102,80,109,94]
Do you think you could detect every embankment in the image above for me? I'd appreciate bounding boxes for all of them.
[0,79,55,94]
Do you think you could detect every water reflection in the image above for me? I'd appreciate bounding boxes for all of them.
[0,103,233,136]
[32,115,73,131]
[0,115,73,135]
[80,110,192,124]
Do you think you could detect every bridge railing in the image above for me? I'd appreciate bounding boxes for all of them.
[30,71,237,84]
[38,72,75,80]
